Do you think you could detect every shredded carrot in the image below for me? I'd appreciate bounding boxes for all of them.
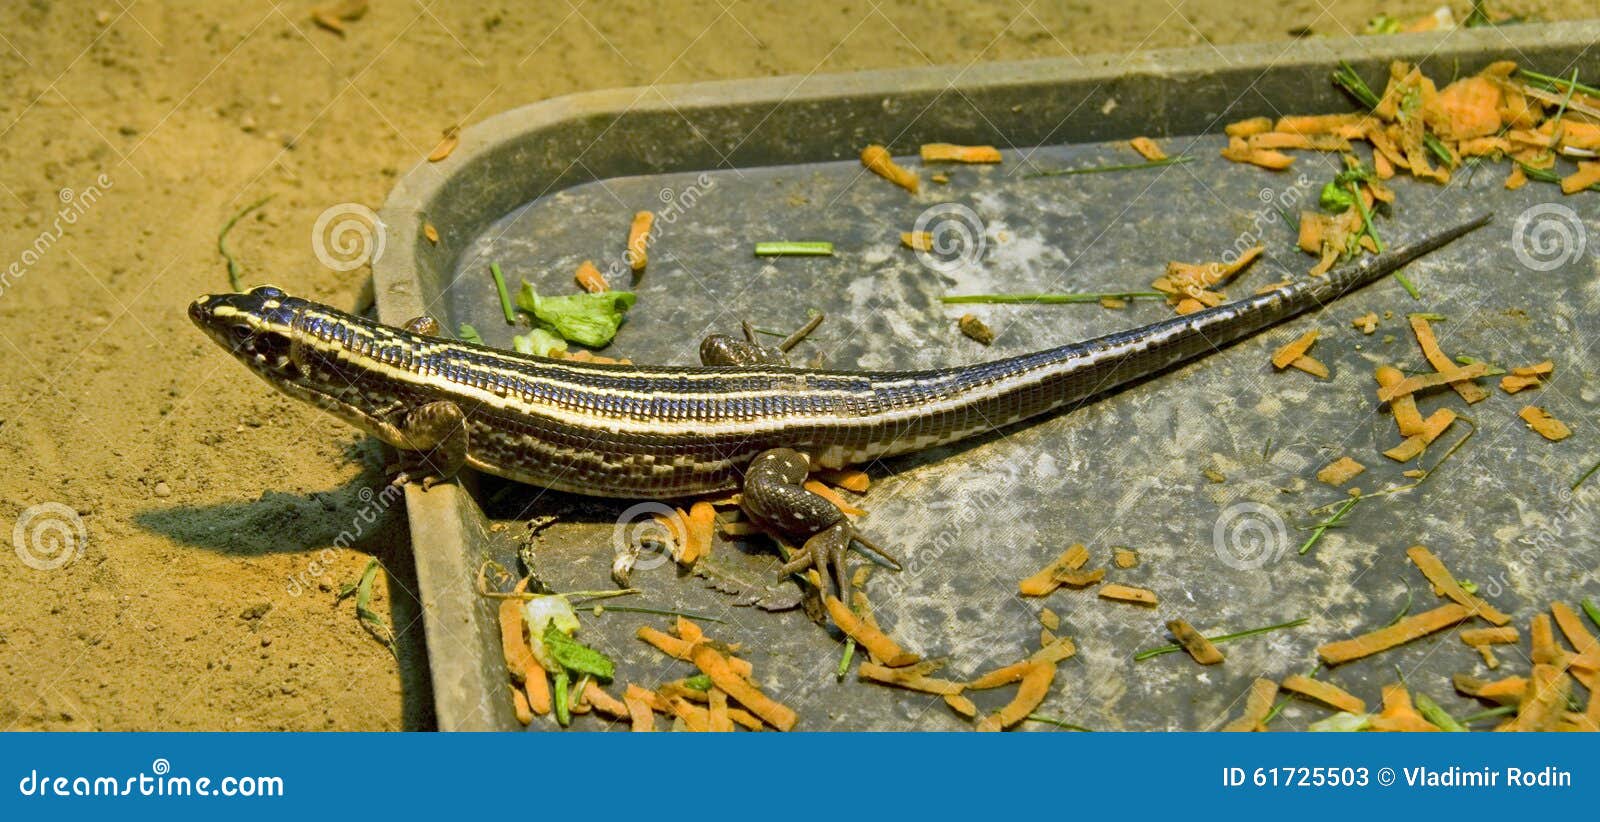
[1551,602,1599,667]
[1129,136,1167,161]
[675,615,705,645]
[1352,313,1379,334]
[1429,76,1503,140]
[626,211,653,272]
[1409,316,1489,404]
[1530,613,1563,665]
[944,693,977,717]
[858,661,966,696]
[1290,355,1329,379]
[1221,678,1278,732]
[574,260,608,293]
[1029,635,1078,666]
[1280,674,1365,714]
[511,684,533,725]
[1318,603,1473,665]
[1509,664,1569,731]
[580,679,627,719]
[1098,583,1158,606]
[1454,673,1527,705]
[861,144,919,192]
[1461,626,1519,646]
[900,231,933,251]
[1019,544,1089,597]
[815,468,870,493]
[1220,136,1294,169]
[1505,164,1528,190]
[1271,329,1319,370]
[824,595,918,667]
[1274,113,1365,135]
[1376,362,1490,403]
[1113,548,1139,569]
[1375,365,1426,436]
[499,599,537,683]
[803,479,866,516]
[523,660,552,716]
[679,501,717,565]
[1518,406,1572,441]
[635,625,755,677]
[707,688,734,732]
[1167,619,1225,665]
[663,694,711,732]
[975,662,1054,732]
[690,644,798,731]
[1317,456,1366,486]
[1053,568,1105,587]
[1370,682,1436,732]
[1513,360,1555,376]
[1561,161,1600,195]
[623,685,656,731]
[1224,117,1272,137]
[1383,408,1457,462]
[1405,545,1510,626]
[1500,374,1542,394]
[1249,131,1349,152]
[919,143,1002,164]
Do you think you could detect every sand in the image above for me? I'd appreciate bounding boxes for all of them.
[0,1,1588,730]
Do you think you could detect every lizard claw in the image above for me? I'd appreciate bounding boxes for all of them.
[779,522,854,601]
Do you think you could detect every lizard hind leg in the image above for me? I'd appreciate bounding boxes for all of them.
[740,447,891,600]
[387,400,468,490]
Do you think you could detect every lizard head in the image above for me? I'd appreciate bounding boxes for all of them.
[189,285,307,384]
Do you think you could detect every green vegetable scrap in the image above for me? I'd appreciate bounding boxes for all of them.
[516,281,636,348]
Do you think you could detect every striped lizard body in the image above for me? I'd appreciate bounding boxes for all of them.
[190,215,1487,500]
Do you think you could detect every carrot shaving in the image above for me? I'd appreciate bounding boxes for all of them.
[1220,136,1294,169]
[1053,568,1105,587]
[1383,408,1456,462]
[919,143,1001,164]
[943,693,978,718]
[815,468,870,493]
[1029,635,1079,666]
[663,694,711,732]
[499,599,537,683]
[511,684,533,725]
[574,260,608,293]
[1224,117,1272,137]
[1405,545,1510,626]
[707,688,734,732]
[975,662,1054,732]
[635,626,754,677]
[1560,161,1600,195]
[523,660,552,716]
[1375,365,1426,437]
[1376,362,1490,403]
[1409,316,1489,404]
[679,501,716,565]
[1274,113,1365,135]
[1098,583,1158,606]
[1500,374,1542,394]
[803,479,866,516]
[1352,312,1379,334]
[580,679,628,719]
[675,615,705,645]
[900,231,932,251]
[1370,682,1436,732]
[824,595,918,667]
[1167,619,1224,665]
[1518,406,1571,441]
[1316,456,1366,486]
[861,144,919,192]
[690,644,797,731]
[1129,136,1167,161]
[1551,602,1599,669]
[1318,603,1473,665]
[1461,626,1519,646]
[858,661,966,696]
[623,685,656,732]
[1271,329,1319,370]
[1508,664,1569,731]
[1290,355,1329,379]
[1280,674,1365,714]
[1221,678,1278,732]
[1018,543,1089,597]
[1454,673,1527,706]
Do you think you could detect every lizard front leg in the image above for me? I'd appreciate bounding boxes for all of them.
[387,400,468,489]
[739,447,898,600]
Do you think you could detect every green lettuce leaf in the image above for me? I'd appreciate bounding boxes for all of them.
[516,281,636,348]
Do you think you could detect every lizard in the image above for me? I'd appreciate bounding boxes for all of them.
[190,213,1489,596]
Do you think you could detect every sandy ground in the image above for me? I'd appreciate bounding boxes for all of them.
[0,1,1590,731]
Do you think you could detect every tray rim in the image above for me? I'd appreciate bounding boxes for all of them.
[371,21,1600,731]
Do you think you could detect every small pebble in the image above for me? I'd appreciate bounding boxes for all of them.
[153,481,172,498]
